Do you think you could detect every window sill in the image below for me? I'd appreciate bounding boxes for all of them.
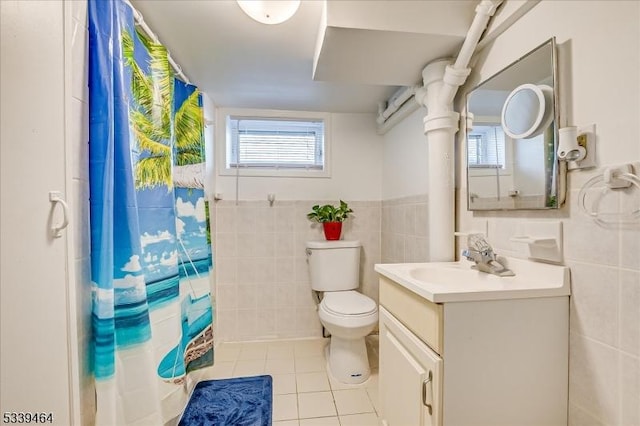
[219,168,330,178]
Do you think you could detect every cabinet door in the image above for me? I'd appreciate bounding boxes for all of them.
[379,307,442,426]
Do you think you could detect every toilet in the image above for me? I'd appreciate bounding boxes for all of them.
[306,240,378,384]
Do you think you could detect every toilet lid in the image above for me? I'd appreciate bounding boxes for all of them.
[322,291,377,316]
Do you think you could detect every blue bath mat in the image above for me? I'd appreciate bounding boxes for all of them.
[179,375,273,426]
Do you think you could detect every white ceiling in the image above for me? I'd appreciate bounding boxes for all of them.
[131,0,478,113]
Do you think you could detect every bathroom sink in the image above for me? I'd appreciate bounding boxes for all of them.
[375,257,570,303]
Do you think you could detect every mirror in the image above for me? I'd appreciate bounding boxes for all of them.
[466,38,563,210]
[502,83,553,139]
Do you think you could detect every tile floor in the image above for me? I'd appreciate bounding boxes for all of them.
[198,336,381,426]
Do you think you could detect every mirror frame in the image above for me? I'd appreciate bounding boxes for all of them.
[464,37,564,211]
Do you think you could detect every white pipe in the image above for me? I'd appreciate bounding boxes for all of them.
[475,1,540,53]
[376,97,421,135]
[420,0,501,262]
[439,0,501,106]
[378,0,501,132]
[377,102,386,114]
[376,102,387,125]
[377,86,420,125]
[457,1,501,70]
[125,1,192,84]
[422,60,458,262]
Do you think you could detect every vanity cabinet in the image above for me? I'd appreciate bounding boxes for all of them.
[379,307,442,426]
[378,275,569,426]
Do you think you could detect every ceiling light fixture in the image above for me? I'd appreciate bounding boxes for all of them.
[237,0,301,25]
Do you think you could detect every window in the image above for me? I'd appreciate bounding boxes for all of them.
[222,112,328,177]
[467,124,506,168]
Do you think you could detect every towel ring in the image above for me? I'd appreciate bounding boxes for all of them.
[578,166,640,225]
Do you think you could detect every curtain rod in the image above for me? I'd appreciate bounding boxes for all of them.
[124,0,191,84]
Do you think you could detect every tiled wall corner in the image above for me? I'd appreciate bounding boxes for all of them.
[381,194,429,263]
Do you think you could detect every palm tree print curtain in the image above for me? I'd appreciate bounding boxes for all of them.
[88,1,214,424]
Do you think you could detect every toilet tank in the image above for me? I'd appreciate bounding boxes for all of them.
[306,240,361,291]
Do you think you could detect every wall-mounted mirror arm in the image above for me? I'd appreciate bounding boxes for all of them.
[501,83,554,140]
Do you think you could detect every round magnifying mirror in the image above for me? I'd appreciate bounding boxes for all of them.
[501,83,553,139]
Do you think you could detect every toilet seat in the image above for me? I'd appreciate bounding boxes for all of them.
[321,291,377,317]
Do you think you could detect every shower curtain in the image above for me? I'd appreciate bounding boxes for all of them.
[88,0,214,424]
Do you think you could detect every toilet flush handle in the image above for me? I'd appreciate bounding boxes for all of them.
[306,248,312,256]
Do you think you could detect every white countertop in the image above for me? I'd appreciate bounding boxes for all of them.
[374,257,571,303]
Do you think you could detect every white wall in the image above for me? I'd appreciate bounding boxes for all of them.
[210,107,384,341]
[1,1,72,423]
[513,135,545,196]
[464,3,639,167]
[381,2,639,425]
[381,106,429,199]
[1,1,93,424]
[456,2,639,425]
[213,110,383,201]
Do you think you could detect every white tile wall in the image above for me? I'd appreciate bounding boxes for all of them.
[458,180,640,426]
[214,200,381,342]
[451,6,640,422]
[620,270,640,357]
[381,194,429,263]
[569,332,620,425]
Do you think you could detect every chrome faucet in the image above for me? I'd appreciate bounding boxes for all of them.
[461,234,515,277]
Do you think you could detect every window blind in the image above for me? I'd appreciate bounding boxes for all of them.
[228,117,324,170]
[468,125,505,168]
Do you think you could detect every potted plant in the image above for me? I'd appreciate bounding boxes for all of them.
[307,200,353,240]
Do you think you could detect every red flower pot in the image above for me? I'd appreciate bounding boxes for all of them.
[322,222,342,240]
